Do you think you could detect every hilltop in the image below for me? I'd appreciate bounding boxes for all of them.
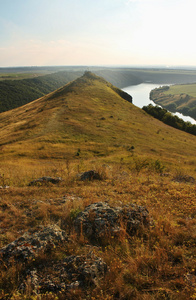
[0,72,196,166]
[2,66,196,113]
[0,72,196,299]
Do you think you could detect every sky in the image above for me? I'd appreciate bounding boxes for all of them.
[0,0,196,67]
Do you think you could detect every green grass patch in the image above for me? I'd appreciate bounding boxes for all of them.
[164,83,196,97]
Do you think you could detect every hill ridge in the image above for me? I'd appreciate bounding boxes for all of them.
[46,71,132,104]
[0,72,196,167]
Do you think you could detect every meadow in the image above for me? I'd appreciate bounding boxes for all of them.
[164,84,196,98]
[0,156,196,299]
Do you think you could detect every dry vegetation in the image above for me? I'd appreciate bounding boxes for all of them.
[0,72,195,299]
[0,157,195,299]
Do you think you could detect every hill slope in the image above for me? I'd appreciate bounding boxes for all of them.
[0,70,83,113]
[0,72,196,300]
[0,71,196,167]
[3,67,196,114]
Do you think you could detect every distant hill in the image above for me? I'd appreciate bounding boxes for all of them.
[2,67,196,113]
[150,84,196,120]
[0,71,196,166]
[0,70,83,113]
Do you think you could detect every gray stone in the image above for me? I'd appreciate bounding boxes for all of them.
[0,225,68,263]
[21,252,108,294]
[74,202,150,243]
[28,176,62,186]
[78,170,102,181]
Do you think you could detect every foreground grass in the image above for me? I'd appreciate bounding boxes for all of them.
[0,157,195,299]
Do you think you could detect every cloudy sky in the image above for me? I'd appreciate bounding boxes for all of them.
[0,0,196,67]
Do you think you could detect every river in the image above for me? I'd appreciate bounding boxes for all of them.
[122,83,196,125]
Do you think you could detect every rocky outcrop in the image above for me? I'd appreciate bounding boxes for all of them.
[0,199,151,296]
[78,170,102,181]
[28,176,62,186]
[21,252,108,294]
[0,225,68,262]
[172,174,195,183]
[74,202,149,243]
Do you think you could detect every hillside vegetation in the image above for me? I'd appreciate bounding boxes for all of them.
[0,70,83,113]
[0,72,196,299]
[143,104,196,135]
[2,66,196,113]
[150,84,196,120]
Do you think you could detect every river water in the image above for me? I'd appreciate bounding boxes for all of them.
[123,83,196,125]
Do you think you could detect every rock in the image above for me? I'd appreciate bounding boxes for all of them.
[28,176,62,186]
[0,185,9,189]
[78,170,102,181]
[21,252,108,294]
[0,225,68,263]
[74,202,150,243]
[172,174,195,183]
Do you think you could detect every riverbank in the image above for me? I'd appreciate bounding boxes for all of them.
[123,83,196,124]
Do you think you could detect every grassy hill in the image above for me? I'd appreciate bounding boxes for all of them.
[0,72,196,299]
[1,71,196,165]
[0,70,84,113]
[2,66,196,114]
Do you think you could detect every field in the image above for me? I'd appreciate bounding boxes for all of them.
[0,72,52,81]
[164,83,196,98]
[0,154,196,299]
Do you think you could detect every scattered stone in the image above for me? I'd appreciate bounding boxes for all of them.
[0,225,68,263]
[0,185,10,189]
[172,175,195,183]
[74,202,150,243]
[21,252,108,294]
[160,173,170,177]
[28,176,62,186]
[78,170,102,181]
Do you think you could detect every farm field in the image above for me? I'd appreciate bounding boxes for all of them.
[164,83,196,97]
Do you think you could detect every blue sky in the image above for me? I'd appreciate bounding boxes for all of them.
[0,0,196,67]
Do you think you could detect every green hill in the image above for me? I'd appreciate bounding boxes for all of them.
[0,70,83,113]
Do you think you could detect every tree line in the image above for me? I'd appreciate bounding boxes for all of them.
[0,71,83,113]
[142,104,196,136]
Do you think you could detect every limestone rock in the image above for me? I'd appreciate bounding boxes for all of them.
[78,170,102,181]
[74,202,150,243]
[28,176,62,186]
[21,252,108,294]
[0,225,68,263]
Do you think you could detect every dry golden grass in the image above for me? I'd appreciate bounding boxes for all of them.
[0,73,195,299]
[0,160,195,299]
